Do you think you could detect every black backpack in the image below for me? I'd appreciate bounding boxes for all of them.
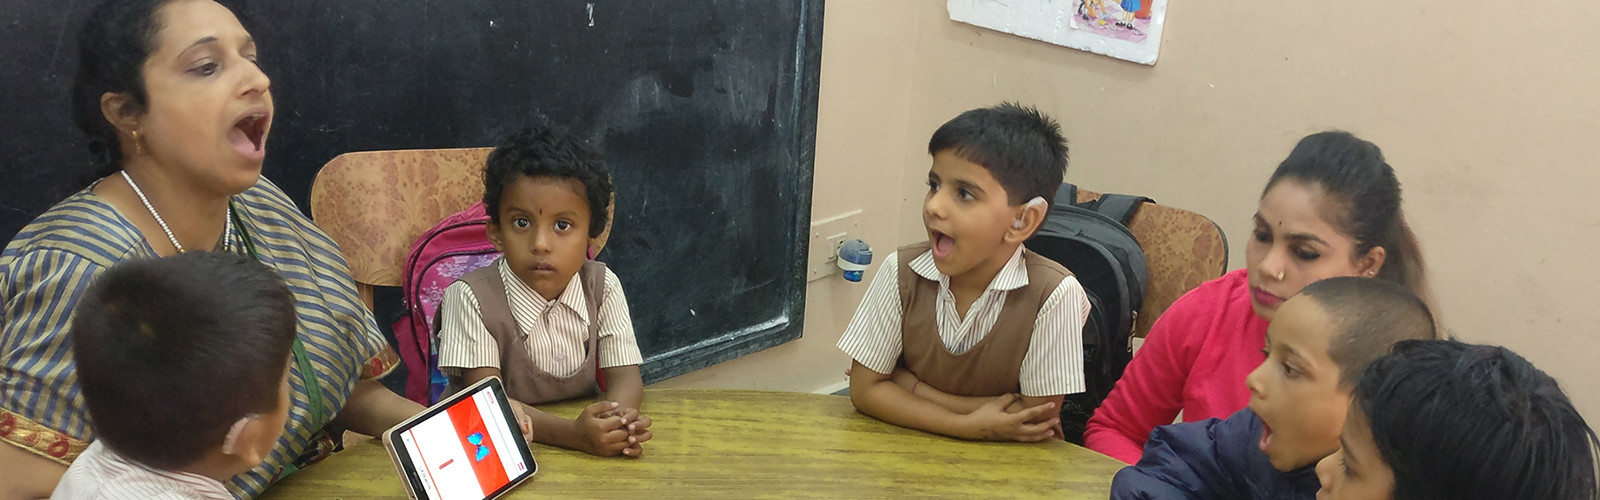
[1024,183,1151,444]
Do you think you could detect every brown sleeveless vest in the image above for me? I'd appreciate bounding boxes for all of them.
[440,259,608,405]
[897,242,1071,397]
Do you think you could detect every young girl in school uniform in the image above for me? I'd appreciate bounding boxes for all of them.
[435,126,653,458]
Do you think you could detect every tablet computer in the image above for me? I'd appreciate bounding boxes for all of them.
[381,377,536,500]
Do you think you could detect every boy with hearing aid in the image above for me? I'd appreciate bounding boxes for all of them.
[52,253,299,500]
[838,103,1091,442]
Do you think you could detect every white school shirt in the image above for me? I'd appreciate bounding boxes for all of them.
[836,245,1090,397]
[51,441,233,500]
[437,259,643,378]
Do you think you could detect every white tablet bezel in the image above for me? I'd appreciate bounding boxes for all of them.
[380,377,536,500]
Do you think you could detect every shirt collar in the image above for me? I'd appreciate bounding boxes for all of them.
[497,258,591,325]
[907,244,1030,292]
[91,442,234,499]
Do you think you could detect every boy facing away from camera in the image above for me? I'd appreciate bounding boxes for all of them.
[52,253,298,500]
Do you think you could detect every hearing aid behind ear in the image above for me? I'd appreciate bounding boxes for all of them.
[1013,196,1048,229]
[220,413,261,455]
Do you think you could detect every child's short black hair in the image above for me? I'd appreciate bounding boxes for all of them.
[1295,277,1437,387]
[1356,340,1599,500]
[483,126,614,238]
[927,102,1068,205]
[71,252,297,470]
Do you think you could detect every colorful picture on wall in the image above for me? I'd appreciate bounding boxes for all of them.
[947,0,1168,65]
[1072,0,1155,43]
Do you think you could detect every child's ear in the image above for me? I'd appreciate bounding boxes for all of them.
[1003,197,1049,244]
[485,221,505,252]
[1357,246,1388,278]
[220,415,270,466]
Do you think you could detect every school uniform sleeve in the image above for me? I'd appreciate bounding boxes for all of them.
[595,268,643,369]
[1109,410,1256,500]
[1086,283,1212,463]
[1019,275,1090,397]
[835,251,903,375]
[436,280,501,374]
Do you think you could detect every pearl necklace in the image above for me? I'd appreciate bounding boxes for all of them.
[120,170,231,253]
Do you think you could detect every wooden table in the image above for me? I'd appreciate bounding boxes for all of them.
[261,389,1124,499]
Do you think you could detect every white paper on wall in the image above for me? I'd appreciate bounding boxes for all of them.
[947,0,1168,65]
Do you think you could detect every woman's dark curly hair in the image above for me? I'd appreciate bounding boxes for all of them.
[72,0,178,176]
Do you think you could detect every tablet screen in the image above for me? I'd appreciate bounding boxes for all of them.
[389,380,534,500]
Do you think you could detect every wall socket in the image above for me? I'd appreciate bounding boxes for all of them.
[807,210,862,282]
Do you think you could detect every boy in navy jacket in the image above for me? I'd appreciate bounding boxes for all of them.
[1111,277,1436,499]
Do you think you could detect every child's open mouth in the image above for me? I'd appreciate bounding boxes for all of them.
[229,111,269,160]
[930,230,955,259]
[1258,416,1274,453]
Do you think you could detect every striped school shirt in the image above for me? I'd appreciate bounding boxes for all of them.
[0,178,397,499]
[437,258,642,378]
[836,246,1091,397]
[50,440,233,500]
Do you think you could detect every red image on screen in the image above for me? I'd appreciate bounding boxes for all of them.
[446,399,509,491]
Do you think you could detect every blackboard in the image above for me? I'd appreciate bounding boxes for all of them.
[0,0,823,383]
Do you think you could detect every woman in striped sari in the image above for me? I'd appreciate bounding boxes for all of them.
[0,0,426,497]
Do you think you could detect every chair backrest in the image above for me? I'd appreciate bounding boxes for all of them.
[312,148,493,300]
[1074,188,1228,338]
[310,147,615,308]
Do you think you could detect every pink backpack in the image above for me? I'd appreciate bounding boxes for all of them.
[393,202,502,404]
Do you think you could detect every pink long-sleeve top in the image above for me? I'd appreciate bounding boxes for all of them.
[1085,269,1270,464]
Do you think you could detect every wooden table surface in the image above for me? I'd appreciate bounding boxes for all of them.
[261,389,1124,499]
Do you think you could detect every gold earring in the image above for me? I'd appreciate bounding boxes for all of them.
[131,130,143,156]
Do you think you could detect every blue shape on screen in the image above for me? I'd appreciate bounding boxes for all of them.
[466,432,490,462]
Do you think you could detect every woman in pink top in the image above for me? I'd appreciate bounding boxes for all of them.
[1085,131,1432,464]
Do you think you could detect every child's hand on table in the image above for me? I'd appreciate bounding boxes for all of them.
[511,402,534,438]
[601,406,655,457]
[964,394,1058,443]
[574,401,634,457]
[1003,396,1064,440]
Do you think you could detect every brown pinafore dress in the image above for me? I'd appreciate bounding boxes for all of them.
[896,241,1071,397]
[440,260,608,404]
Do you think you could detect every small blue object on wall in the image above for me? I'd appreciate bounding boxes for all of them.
[837,239,872,282]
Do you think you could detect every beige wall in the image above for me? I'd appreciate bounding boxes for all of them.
[658,1,1600,422]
